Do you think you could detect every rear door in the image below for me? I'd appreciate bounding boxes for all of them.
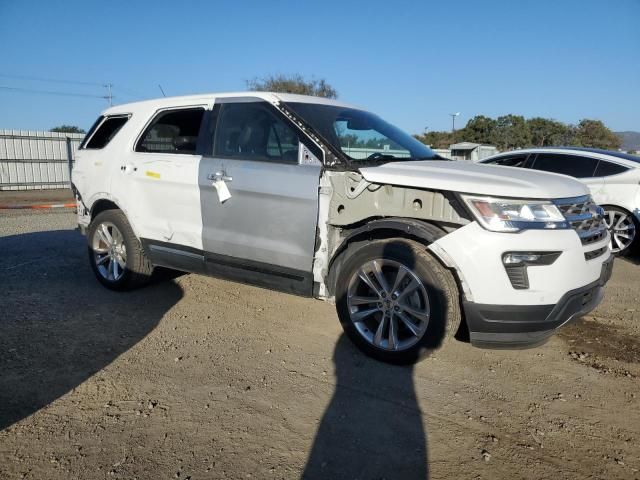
[120,106,208,252]
[198,98,322,294]
[594,159,636,207]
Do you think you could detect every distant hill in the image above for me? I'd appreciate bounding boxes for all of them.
[616,131,640,151]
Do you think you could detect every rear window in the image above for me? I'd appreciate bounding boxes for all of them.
[594,160,629,177]
[136,108,205,154]
[84,115,129,149]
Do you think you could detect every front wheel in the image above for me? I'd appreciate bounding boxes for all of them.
[87,209,154,290]
[334,238,462,364]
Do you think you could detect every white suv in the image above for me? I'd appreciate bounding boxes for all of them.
[72,93,613,363]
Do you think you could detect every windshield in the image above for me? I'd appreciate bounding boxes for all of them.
[285,102,439,165]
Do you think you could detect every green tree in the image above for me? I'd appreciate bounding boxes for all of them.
[459,115,497,144]
[50,125,86,134]
[493,115,531,150]
[413,131,453,149]
[526,117,568,147]
[246,74,338,98]
[573,119,621,150]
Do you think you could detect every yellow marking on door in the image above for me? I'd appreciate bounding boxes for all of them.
[145,171,161,179]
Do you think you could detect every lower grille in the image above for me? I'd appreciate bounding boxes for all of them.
[585,246,607,261]
[504,264,529,289]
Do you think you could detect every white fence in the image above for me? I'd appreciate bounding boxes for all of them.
[0,130,85,190]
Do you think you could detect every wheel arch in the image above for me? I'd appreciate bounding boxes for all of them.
[88,195,143,241]
[326,218,448,297]
[599,203,635,215]
[91,198,120,219]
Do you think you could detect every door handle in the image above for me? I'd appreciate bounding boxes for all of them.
[120,164,137,173]
[208,171,232,182]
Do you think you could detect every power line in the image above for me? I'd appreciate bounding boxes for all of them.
[0,72,153,102]
[0,72,105,87]
[0,85,109,99]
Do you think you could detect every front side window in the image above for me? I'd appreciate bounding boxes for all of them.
[531,153,598,178]
[285,102,439,165]
[484,154,528,167]
[214,103,299,163]
[594,160,629,177]
[136,108,204,154]
[84,115,129,149]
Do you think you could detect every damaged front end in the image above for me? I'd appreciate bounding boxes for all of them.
[312,170,471,300]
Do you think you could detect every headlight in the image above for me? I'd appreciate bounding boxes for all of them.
[461,195,569,232]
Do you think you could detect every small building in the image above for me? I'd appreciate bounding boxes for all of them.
[448,142,499,161]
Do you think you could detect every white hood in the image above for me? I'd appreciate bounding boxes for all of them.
[359,160,589,199]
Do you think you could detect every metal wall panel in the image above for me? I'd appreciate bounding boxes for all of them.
[0,130,85,190]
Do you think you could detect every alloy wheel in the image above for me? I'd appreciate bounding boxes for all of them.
[603,209,636,254]
[91,221,127,282]
[346,259,430,351]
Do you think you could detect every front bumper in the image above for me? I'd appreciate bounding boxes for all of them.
[464,257,611,348]
[429,220,613,348]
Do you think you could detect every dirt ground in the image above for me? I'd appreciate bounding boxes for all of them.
[0,189,74,206]
[1,210,639,480]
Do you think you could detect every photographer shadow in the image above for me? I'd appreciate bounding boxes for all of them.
[302,334,429,479]
[303,239,453,479]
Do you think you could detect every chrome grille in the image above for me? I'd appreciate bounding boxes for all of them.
[554,195,607,245]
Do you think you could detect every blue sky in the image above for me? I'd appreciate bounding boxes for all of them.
[0,0,638,134]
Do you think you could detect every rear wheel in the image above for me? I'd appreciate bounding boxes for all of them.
[88,209,154,290]
[335,238,461,364]
[602,206,638,256]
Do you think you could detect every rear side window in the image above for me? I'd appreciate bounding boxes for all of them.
[136,108,205,154]
[484,154,528,167]
[594,160,629,177]
[84,115,129,149]
[531,153,598,178]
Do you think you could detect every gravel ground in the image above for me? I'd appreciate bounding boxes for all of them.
[0,211,639,480]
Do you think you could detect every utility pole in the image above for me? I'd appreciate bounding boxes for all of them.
[104,83,113,106]
[449,112,460,142]
[449,112,460,133]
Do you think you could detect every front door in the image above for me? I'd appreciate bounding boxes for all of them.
[198,99,322,294]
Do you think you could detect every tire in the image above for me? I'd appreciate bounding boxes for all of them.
[87,209,154,291]
[335,238,462,364]
[602,206,638,256]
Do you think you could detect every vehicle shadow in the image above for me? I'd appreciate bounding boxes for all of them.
[0,229,183,431]
[619,253,640,266]
[303,240,445,479]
